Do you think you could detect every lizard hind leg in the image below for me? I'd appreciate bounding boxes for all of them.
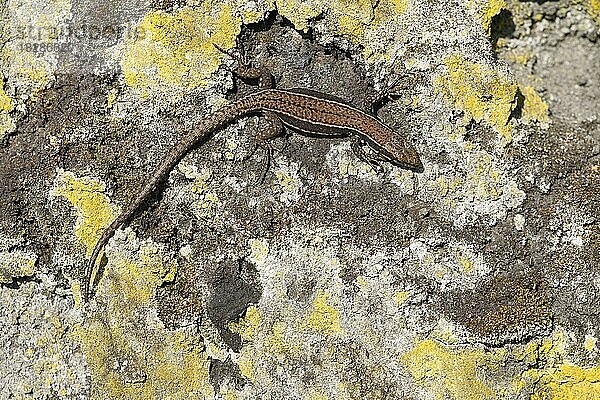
[255,111,284,183]
[213,43,274,89]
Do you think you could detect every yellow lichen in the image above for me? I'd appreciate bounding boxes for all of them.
[0,84,14,112]
[228,307,262,381]
[237,350,257,381]
[275,0,324,32]
[435,54,518,146]
[584,335,597,353]
[197,191,220,211]
[503,49,534,66]
[73,242,213,399]
[106,89,118,109]
[1,0,68,94]
[528,364,600,399]
[587,0,600,24]
[401,339,505,399]
[0,113,16,140]
[433,150,522,216]
[338,0,409,62]
[469,152,502,200]
[229,306,262,341]
[516,331,568,364]
[236,0,275,24]
[121,4,241,90]
[220,388,239,400]
[249,238,269,266]
[229,305,303,380]
[274,0,408,62]
[100,243,177,304]
[306,290,342,336]
[0,78,16,139]
[467,0,506,33]
[76,315,213,399]
[267,321,301,355]
[393,291,409,305]
[308,389,329,400]
[452,243,481,275]
[458,254,475,272]
[337,14,367,40]
[51,170,117,255]
[118,0,412,94]
[1,47,51,95]
[177,162,212,195]
[515,333,600,399]
[520,85,550,124]
[275,169,301,195]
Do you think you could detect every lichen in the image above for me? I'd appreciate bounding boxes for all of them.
[515,332,600,399]
[0,113,16,141]
[275,0,409,62]
[274,160,303,204]
[106,88,118,109]
[0,73,16,140]
[393,291,409,306]
[0,280,88,398]
[467,0,506,33]
[229,305,262,341]
[1,0,70,94]
[469,151,502,200]
[401,339,506,399]
[0,249,36,283]
[428,150,526,227]
[584,335,597,353]
[520,85,550,124]
[435,54,518,146]
[267,321,302,355]
[231,313,304,381]
[248,238,269,266]
[51,170,118,256]
[326,142,378,181]
[0,83,14,112]
[587,0,600,24]
[72,237,213,399]
[305,290,342,336]
[121,4,242,91]
[503,49,534,66]
[275,0,324,32]
[528,365,600,399]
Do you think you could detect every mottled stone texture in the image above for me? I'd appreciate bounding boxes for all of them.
[0,0,599,399]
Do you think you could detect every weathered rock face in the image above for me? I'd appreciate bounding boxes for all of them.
[0,0,599,399]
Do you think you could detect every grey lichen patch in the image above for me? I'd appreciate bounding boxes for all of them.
[216,229,442,398]
[0,275,88,399]
[0,0,70,94]
[446,275,553,346]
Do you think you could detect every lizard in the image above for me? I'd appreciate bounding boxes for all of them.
[83,45,423,300]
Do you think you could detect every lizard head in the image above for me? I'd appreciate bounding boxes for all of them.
[383,137,423,172]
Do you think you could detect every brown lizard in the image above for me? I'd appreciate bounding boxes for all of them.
[83,46,423,300]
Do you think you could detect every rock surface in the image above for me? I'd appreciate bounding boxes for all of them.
[0,0,599,399]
